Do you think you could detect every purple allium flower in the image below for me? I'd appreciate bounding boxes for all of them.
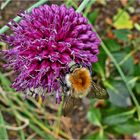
[1,4,100,102]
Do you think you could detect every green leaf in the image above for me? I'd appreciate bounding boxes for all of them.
[113,9,133,29]
[107,81,132,107]
[127,76,138,89]
[114,120,140,135]
[134,64,140,76]
[104,39,121,52]
[87,108,102,127]
[85,130,108,140]
[88,9,99,25]
[113,52,134,76]
[0,112,9,140]
[135,83,140,95]
[113,29,130,41]
[103,109,135,125]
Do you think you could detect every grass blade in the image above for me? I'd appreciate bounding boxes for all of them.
[0,71,13,92]
[0,111,9,140]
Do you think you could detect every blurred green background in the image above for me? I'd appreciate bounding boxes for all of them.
[0,0,140,139]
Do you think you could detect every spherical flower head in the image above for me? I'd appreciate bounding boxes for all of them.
[1,4,100,102]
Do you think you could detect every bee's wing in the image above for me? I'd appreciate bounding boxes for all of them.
[62,94,82,116]
[88,81,109,99]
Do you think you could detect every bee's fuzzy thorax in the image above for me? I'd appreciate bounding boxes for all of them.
[69,67,92,96]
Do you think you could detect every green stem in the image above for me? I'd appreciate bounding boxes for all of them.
[1,0,11,10]
[119,45,140,66]
[0,0,47,34]
[55,94,64,135]
[84,0,96,16]
[66,0,78,9]
[76,0,90,13]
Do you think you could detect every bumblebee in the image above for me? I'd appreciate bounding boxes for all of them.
[60,61,109,116]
